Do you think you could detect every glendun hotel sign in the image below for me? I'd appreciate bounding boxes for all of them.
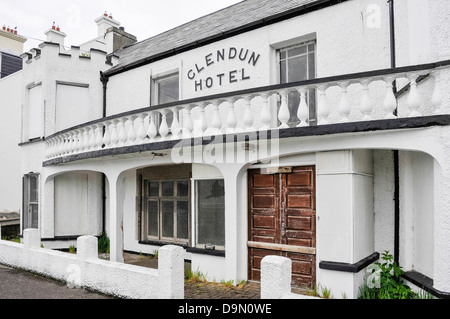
[187,47,261,92]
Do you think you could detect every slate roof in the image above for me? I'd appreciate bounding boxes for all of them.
[0,52,22,78]
[106,0,338,75]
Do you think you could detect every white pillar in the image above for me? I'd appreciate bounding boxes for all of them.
[215,162,247,284]
[107,172,124,263]
[433,160,450,293]
[158,245,185,299]
[261,256,292,299]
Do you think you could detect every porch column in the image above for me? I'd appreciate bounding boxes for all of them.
[106,171,125,263]
[215,163,247,284]
[40,176,55,239]
[433,160,450,293]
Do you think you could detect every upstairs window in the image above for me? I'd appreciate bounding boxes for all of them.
[153,73,179,105]
[151,72,179,130]
[25,83,43,141]
[279,41,316,126]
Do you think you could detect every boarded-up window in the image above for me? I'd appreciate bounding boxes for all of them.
[27,85,43,140]
[55,83,90,132]
[54,172,88,236]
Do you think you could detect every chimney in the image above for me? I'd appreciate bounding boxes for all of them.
[95,13,120,37]
[0,25,27,56]
[45,23,66,47]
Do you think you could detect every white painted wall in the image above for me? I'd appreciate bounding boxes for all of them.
[0,70,22,212]
[316,149,374,298]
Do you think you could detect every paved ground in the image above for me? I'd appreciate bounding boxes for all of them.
[0,253,262,299]
[0,263,111,299]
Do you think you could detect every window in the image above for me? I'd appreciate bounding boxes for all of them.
[153,73,179,105]
[196,179,225,250]
[279,41,316,126]
[143,179,189,244]
[151,73,179,129]
[23,174,39,230]
[26,83,43,141]
[55,82,90,132]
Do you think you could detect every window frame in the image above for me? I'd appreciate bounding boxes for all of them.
[277,40,317,126]
[22,173,40,230]
[142,178,190,245]
[194,179,226,251]
[151,72,180,106]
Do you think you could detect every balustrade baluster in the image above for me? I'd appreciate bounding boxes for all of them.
[195,102,208,137]
[383,77,397,119]
[278,90,290,128]
[159,110,169,140]
[183,105,193,138]
[243,95,254,131]
[209,100,223,135]
[70,130,79,153]
[110,120,120,147]
[103,121,112,148]
[260,93,272,130]
[136,114,147,143]
[317,85,329,125]
[431,71,443,114]
[337,82,350,122]
[170,107,182,139]
[225,97,238,133]
[117,118,128,146]
[407,74,422,117]
[82,128,90,152]
[95,124,103,149]
[88,125,97,150]
[297,88,309,127]
[147,112,158,141]
[127,115,138,144]
[360,80,373,120]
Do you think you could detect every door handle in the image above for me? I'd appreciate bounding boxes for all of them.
[281,222,286,234]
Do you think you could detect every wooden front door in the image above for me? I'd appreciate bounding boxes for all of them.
[248,166,316,289]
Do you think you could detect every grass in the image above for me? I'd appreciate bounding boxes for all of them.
[1,235,20,243]
[98,233,110,254]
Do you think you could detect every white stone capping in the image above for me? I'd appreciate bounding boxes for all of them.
[0,232,185,299]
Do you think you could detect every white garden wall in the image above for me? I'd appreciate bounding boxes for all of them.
[0,229,184,299]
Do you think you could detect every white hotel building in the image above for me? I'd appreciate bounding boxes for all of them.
[1,0,450,298]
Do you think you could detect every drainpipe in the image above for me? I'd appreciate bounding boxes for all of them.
[388,0,400,265]
[100,71,109,235]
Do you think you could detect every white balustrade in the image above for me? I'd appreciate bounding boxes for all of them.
[44,65,448,160]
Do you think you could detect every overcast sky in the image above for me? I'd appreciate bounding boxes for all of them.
[1,0,243,51]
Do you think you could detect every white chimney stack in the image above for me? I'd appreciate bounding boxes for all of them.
[45,23,66,47]
[95,13,120,37]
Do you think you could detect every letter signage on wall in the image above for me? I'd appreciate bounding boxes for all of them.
[186,47,261,92]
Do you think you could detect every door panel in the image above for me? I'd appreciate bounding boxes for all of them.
[248,166,316,289]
